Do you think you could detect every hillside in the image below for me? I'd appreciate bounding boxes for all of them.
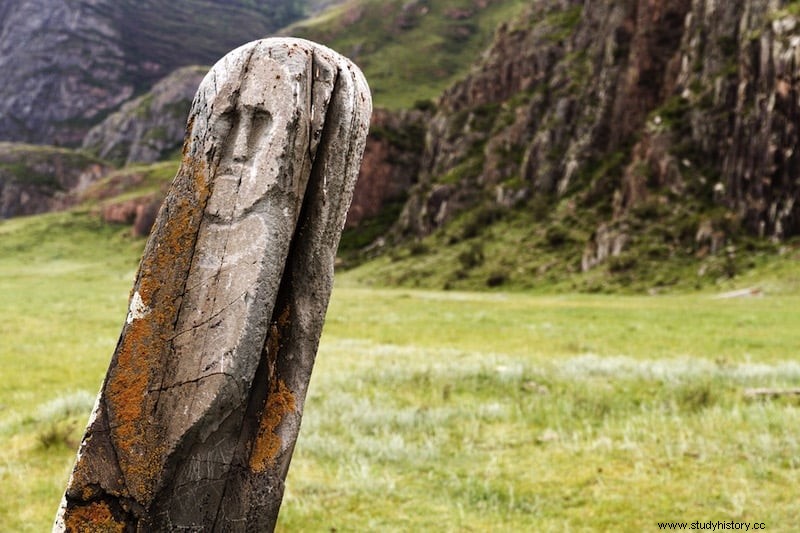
[0,0,308,146]
[0,0,798,294]
[81,66,209,166]
[282,0,528,109]
[0,143,108,218]
[346,0,800,292]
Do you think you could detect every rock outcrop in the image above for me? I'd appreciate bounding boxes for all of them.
[396,0,800,263]
[82,66,209,166]
[98,196,162,237]
[346,107,429,228]
[0,143,108,218]
[0,0,307,146]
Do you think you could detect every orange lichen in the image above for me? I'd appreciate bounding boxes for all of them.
[249,379,296,473]
[101,151,212,504]
[80,485,99,501]
[181,116,195,159]
[276,304,291,329]
[105,301,162,503]
[265,324,280,366]
[63,501,125,533]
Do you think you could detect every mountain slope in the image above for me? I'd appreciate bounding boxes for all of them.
[354,0,800,291]
[0,0,306,146]
[282,0,528,108]
[81,66,208,166]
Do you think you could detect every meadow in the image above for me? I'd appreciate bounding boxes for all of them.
[1,210,799,531]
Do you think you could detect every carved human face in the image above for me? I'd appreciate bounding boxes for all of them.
[203,45,313,221]
[217,72,276,185]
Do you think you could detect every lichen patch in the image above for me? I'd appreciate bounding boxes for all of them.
[62,501,125,533]
[249,379,296,473]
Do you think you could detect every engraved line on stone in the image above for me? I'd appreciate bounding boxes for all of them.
[147,372,236,395]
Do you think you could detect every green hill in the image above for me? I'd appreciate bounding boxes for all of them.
[282,0,528,108]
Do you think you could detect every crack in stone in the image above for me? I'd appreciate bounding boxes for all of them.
[182,265,238,294]
[147,372,236,395]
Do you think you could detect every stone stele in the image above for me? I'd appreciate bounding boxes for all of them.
[54,38,371,532]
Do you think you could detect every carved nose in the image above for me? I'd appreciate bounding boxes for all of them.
[231,118,250,163]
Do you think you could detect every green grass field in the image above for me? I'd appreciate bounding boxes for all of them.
[1,211,799,531]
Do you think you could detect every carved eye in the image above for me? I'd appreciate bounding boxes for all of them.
[247,108,273,152]
[212,108,238,142]
[219,107,274,162]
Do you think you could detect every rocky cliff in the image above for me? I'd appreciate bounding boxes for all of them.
[346,107,429,228]
[0,143,108,218]
[0,0,306,146]
[388,0,799,287]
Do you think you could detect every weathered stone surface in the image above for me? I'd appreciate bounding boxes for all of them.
[55,37,371,531]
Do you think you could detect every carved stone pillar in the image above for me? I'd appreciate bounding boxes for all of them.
[55,38,371,532]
